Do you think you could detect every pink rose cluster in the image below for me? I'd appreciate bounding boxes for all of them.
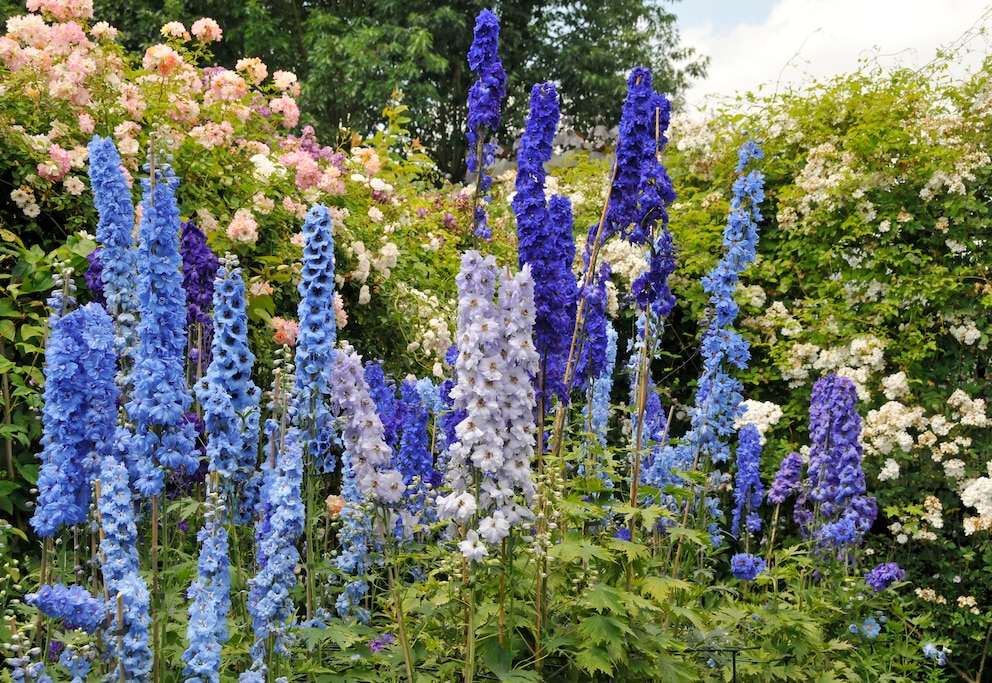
[226,208,259,244]
[271,317,299,346]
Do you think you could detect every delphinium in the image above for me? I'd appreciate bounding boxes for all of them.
[512,82,577,403]
[795,373,877,557]
[31,303,119,536]
[437,251,539,554]
[5,629,52,683]
[126,152,198,496]
[25,584,106,633]
[87,135,140,375]
[243,417,305,678]
[395,378,440,534]
[765,450,803,556]
[365,360,400,450]
[195,256,261,520]
[864,561,905,592]
[293,204,337,471]
[180,220,219,374]
[182,483,231,683]
[97,439,153,682]
[653,139,765,550]
[465,8,507,239]
[728,424,766,580]
[328,343,404,620]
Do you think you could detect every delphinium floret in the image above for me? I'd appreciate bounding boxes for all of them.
[25,584,106,633]
[767,451,803,504]
[126,154,198,496]
[465,8,507,239]
[32,303,119,536]
[729,552,766,581]
[512,83,577,401]
[864,561,905,592]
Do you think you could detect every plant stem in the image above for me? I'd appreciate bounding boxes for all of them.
[387,558,416,683]
[151,496,160,683]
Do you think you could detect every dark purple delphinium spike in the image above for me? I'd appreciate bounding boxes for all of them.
[84,247,105,305]
[864,561,905,592]
[466,8,507,239]
[768,451,803,504]
[180,220,219,371]
[572,261,611,388]
[593,67,655,249]
[364,361,399,448]
[795,373,877,551]
[512,82,577,402]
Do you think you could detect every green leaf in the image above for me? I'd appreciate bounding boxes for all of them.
[577,614,632,646]
[584,583,626,614]
[638,575,693,604]
[574,647,614,677]
[547,532,611,563]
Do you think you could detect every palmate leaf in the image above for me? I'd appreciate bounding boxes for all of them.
[577,613,633,646]
[583,583,626,614]
[547,531,612,563]
[638,575,693,604]
[575,646,615,677]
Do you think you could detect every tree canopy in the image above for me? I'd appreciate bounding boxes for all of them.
[87,0,707,177]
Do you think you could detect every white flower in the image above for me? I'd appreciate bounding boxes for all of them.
[478,511,511,545]
[458,530,488,563]
[877,458,900,482]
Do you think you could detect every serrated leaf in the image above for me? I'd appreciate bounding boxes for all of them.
[584,583,626,614]
[606,537,650,562]
[574,647,614,676]
[639,575,692,604]
[547,532,611,563]
[577,614,632,646]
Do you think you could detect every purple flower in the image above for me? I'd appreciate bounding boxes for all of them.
[180,220,219,370]
[730,552,766,581]
[768,451,803,504]
[864,562,905,592]
[465,9,507,238]
[513,84,577,401]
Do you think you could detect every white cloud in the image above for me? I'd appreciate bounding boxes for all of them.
[678,0,992,111]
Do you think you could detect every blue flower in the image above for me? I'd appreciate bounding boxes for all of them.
[294,205,337,470]
[731,424,765,538]
[922,642,946,666]
[32,304,119,536]
[729,552,766,581]
[767,451,803,504]
[182,488,231,683]
[25,584,106,633]
[860,616,881,639]
[87,135,140,365]
[126,158,198,494]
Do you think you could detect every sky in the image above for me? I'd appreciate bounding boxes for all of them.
[671,0,992,110]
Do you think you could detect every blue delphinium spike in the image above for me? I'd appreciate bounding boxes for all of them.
[32,303,119,536]
[731,424,765,538]
[126,156,198,496]
[180,220,219,373]
[87,135,140,371]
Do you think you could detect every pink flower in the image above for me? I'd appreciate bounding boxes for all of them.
[235,57,267,85]
[63,176,85,195]
[248,280,273,297]
[26,0,93,22]
[142,43,182,77]
[282,196,307,219]
[89,22,118,41]
[77,112,94,134]
[38,144,71,181]
[204,70,248,106]
[271,316,298,346]
[290,232,305,248]
[367,206,384,223]
[160,21,189,40]
[326,494,345,517]
[6,15,51,48]
[190,17,222,43]
[189,120,234,150]
[334,293,348,328]
[272,69,299,94]
[226,208,259,244]
[269,95,299,129]
[253,192,274,214]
